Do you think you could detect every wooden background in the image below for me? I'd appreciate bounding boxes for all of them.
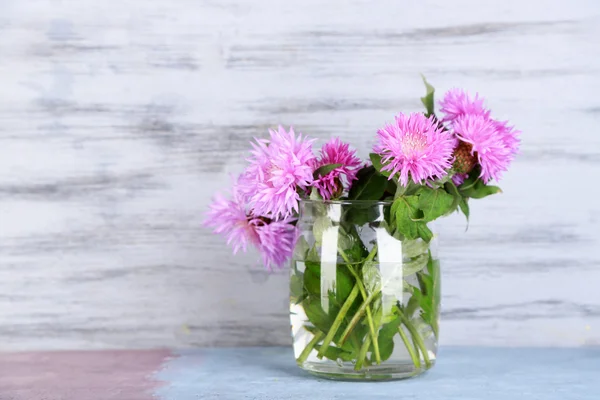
[0,0,599,351]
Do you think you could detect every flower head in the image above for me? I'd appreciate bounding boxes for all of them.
[373,112,455,186]
[439,89,490,124]
[255,219,298,270]
[241,126,315,219]
[204,185,257,255]
[204,182,297,270]
[453,141,477,174]
[312,137,362,200]
[453,115,520,183]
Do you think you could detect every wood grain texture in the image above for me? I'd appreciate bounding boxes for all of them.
[0,0,599,350]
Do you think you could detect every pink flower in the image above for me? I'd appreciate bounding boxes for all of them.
[241,126,315,219]
[373,113,455,186]
[204,183,297,270]
[439,89,490,124]
[254,219,298,270]
[453,115,520,183]
[312,137,362,200]
[204,186,257,255]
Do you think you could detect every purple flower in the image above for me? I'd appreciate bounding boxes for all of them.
[439,89,490,124]
[312,137,362,200]
[255,219,298,270]
[204,183,297,270]
[453,115,520,183]
[204,186,258,255]
[373,113,455,186]
[452,173,467,186]
[242,126,315,219]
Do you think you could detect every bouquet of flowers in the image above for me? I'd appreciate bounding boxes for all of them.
[205,78,520,379]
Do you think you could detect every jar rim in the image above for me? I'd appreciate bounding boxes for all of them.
[300,199,394,206]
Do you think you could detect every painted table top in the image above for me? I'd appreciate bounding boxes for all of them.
[1,347,599,399]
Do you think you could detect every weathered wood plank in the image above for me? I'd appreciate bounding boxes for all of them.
[0,0,599,350]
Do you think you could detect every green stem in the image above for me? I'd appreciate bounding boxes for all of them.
[337,247,353,264]
[339,292,380,345]
[397,325,421,369]
[297,331,324,364]
[398,311,431,368]
[354,335,372,371]
[347,266,381,365]
[364,245,378,263]
[395,182,408,197]
[339,246,382,365]
[316,284,360,359]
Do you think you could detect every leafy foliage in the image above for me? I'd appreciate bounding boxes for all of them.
[347,165,388,201]
[390,195,434,243]
[313,163,342,179]
[417,187,455,222]
[420,75,436,117]
[314,344,354,362]
[391,195,423,240]
[375,313,401,362]
[343,202,382,227]
[459,197,470,220]
[458,166,502,199]
[368,153,392,178]
[413,252,441,338]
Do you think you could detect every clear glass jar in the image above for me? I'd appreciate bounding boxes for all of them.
[290,200,440,380]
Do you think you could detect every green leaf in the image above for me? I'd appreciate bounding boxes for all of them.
[293,236,310,261]
[417,224,434,243]
[347,166,388,200]
[404,290,421,318]
[420,75,435,117]
[314,344,354,362]
[457,166,502,200]
[335,265,356,305]
[391,196,434,242]
[302,297,333,333]
[417,187,455,222]
[414,252,440,338]
[343,203,381,227]
[385,178,397,196]
[403,253,429,276]
[444,181,462,212]
[303,325,322,336]
[313,163,342,179]
[362,261,381,293]
[306,245,319,262]
[375,314,402,362]
[312,215,332,244]
[303,262,321,297]
[392,196,422,240]
[412,316,435,340]
[290,272,304,304]
[368,153,392,178]
[340,226,369,263]
[302,260,357,309]
[402,239,429,259]
[464,180,502,199]
[458,197,470,221]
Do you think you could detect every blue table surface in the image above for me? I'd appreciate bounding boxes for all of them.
[156,346,600,400]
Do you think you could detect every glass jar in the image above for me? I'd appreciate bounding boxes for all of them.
[290,200,440,380]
